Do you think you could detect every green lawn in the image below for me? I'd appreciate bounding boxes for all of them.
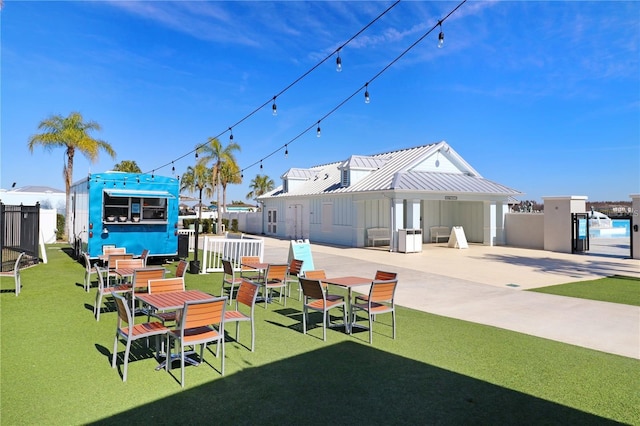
[528,275,640,306]
[1,244,638,425]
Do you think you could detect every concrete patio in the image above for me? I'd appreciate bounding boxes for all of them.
[256,236,640,359]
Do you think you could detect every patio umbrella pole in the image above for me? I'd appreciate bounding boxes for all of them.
[189,189,203,274]
[189,217,200,274]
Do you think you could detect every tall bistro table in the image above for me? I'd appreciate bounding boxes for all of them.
[322,276,372,334]
[136,290,216,370]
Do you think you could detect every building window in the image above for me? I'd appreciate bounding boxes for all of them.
[267,209,277,234]
[341,169,349,187]
[321,203,332,233]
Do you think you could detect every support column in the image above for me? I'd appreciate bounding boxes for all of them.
[483,201,497,246]
[631,194,639,260]
[542,196,587,253]
[390,198,404,252]
[406,199,420,229]
[494,202,507,245]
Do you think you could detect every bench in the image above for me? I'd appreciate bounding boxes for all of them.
[367,228,390,247]
[430,226,450,243]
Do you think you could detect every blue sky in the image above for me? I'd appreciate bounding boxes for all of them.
[2,1,638,204]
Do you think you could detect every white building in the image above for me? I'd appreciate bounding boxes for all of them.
[0,185,66,214]
[258,141,522,250]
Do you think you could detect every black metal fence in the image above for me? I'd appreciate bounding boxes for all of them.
[0,203,40,272]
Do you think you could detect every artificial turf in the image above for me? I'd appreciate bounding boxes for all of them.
[528,275,640,306]
[1,244,638,425]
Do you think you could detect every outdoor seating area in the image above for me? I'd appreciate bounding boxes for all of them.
[1,243,637,425]
[91,245,402,388]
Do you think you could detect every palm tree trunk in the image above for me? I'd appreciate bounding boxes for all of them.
[64,147,75,242]
[216,163,223,235]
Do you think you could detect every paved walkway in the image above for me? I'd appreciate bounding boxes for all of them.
[256,236,640,359]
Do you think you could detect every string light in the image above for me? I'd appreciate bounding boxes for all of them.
[141,0,467,178]
[236,0,468,176]
[272,97,277,116]
[336,51,342,72]
[229,127,234,141]
[171,162,175,174]
[316,122,321,137]
[364,83,370,104]
[284,144,289,158]
[141,1,403,177]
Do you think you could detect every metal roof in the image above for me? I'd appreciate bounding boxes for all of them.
[264,142,521,198]
[10,186,64,193]
[339,155,389,170]
[281,168,315,179]
[393,171,520,195]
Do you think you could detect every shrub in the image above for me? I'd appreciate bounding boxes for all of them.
[56,214,65,241]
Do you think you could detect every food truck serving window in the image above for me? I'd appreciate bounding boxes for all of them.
[103,190,174,223]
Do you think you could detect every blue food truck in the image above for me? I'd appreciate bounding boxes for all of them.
[70,171,179,261]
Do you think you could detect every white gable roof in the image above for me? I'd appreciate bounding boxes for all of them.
[262,141,521,198]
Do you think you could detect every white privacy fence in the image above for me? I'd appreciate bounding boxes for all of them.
[201,235,264,273]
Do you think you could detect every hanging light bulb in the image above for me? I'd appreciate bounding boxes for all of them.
[316,122,321,137]
[260,160,263,170]
[364,83,370,104]
[241,171,244,179]
[284,144,289,158]
[438,22,444,48]
[229,127,234,141]
[336,51,342,72]
[272,97,277,116]
[172,162,175,174]
[195,150,199,159]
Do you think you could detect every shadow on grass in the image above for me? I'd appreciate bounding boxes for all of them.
[90,341,618,425]
[478,253,639,279]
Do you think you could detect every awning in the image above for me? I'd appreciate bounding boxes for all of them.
[104,189,176,199]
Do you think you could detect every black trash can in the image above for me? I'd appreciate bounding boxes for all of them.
[177,234,189,259]
[189,260,200,274]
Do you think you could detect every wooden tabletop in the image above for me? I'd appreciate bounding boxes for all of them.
[114,268,137,278]
[242,262,270,270]
[137,290,214,311]
[323,276,371,288]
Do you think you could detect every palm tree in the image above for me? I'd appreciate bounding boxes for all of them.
[197,137,240,234]
[180,163,214,222]
[246,174,275,206]
[180,163,214,272]
[113,160,141,173]
[27,112,116,240]
[219,160,242,217]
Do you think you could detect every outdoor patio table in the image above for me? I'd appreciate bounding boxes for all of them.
[322,276,371,334]
[241,261,269,275]
[241,261,274,303]
[136,289,215,370]
[114,267,136,282]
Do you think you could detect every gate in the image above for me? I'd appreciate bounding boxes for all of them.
[571,213,589,253]
[0,202,41,272]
